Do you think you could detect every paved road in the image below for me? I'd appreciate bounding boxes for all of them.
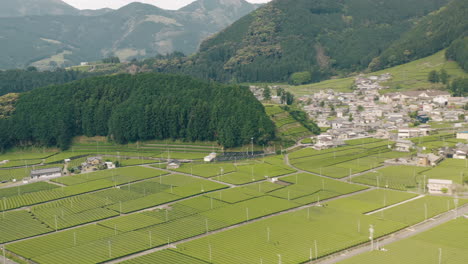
[312,204,468,264]
[0,246,18,264]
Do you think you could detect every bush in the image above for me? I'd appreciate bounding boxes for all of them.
[290,71,312,85]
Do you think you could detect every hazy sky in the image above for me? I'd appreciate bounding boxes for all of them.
[63,0,272,10]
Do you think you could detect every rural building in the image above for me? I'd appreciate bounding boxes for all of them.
[456,131,468,140]
[204,153,217,162]
[394,140,415,152]
[427,179,453,195]
[167,160,181,169]
[81,156,104,172]
[417,154,444,167]
[398,128,431,139]
[105,162,116,169]
[30,167,62,179]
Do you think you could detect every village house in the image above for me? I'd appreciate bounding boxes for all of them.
[81,156,104,172]
[417,153,444,167]
[30,167,62,179]
[394,140,415,152]
[398,128,431,139]
[457,131,468,140]
[204,152,217,162]
[313,134,345,150]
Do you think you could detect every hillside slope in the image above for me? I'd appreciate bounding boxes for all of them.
[0,0,258,70]
[288,50,468,96]
[159,0,449,83]
[373,0,468,71]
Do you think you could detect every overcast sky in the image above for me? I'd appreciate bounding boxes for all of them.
[63,0,272,10]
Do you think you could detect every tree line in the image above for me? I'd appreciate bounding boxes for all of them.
[0,67,100,96]
[0,73,275,151]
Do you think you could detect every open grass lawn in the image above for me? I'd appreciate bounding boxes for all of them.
[339,218,468,264]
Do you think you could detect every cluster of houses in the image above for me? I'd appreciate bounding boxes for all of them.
[288,74,468,149]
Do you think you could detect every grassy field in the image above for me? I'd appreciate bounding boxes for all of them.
[8,196,297,264]
[121,250,209,264]
[289,141,401,178]
[174,207,406,264]
[422,159,468,185]
[353,159,468,191]
[339,218,468,264]
[327,189,418,214]
[370,196,468,226]
[0,210,53,243]
[352,166,430,191]
[268,173,367,203]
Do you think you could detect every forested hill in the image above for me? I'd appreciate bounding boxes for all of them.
[146,0,449,83]
[372,0,468,71]
[447,37,468,72]
[0,73,275,151]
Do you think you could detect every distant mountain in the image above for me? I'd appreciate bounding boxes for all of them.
[156,0,451,83]
[0,0,259,69]
[0,0,79,17]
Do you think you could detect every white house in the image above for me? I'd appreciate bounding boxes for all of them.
[204,153,217,162]
[427,179,453,195]
[30,167,62,179]
[456,131,468,140]
[105,162,116,169]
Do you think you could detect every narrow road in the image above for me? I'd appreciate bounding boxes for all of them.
[313,204,468,264]
[365,195,425,215]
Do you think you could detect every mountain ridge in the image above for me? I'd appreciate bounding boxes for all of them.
[0,0,260,70]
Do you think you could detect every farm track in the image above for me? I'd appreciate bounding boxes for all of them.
[365,195,425,215]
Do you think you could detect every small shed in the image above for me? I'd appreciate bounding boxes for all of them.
[204,153,217,162]
[427,179,453,195]
[167,160,181,169]
[105,162,116,169]
[30,167,62,179]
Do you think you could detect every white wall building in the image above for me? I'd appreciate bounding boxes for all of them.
[427,179,453,195]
